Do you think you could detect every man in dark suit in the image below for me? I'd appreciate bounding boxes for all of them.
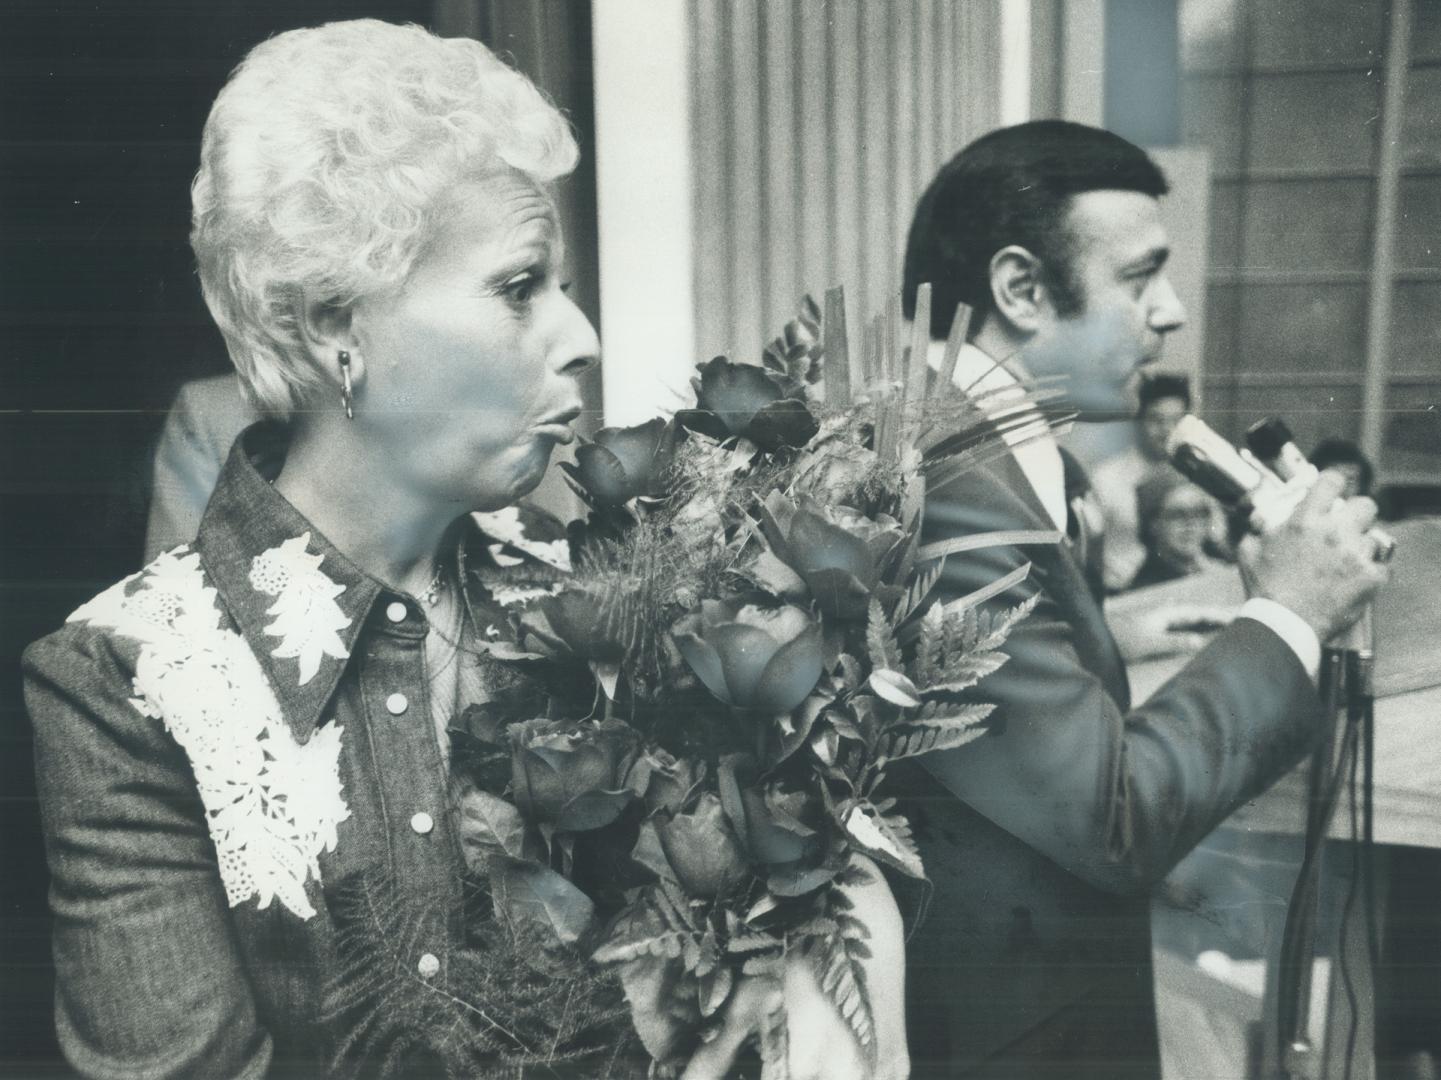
[897,121,1388,1078]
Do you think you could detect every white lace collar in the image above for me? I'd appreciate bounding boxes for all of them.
[70,540,354,920]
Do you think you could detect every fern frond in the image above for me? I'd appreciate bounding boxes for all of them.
[972,592,1040,652]
[788,915,842,940]
[842,804,925,880]
[800,884,877,1064]
[321,873,644,1078]
[320,874,529,1077]
[875,705,994,762]
[922,651,1010,695]
[896,558,945,626]
[726,927,782,954]
[950,604,980,654]
[865,599,896,671]
[905,592,1035,694]
[592,930,690,964]
[911,602,946,685]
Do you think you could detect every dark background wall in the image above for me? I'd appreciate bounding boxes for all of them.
[0,2,597,1071]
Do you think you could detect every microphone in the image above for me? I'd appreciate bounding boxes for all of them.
[1167,415,1395,558]
[1165,415,1299,533]
[1244,417,1395,563]
[1242,417,1316,486]
[1166,415,1389,669]
[1245,417,1390,679]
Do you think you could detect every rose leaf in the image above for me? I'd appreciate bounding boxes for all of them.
[554,788,636,834]
[495,860,596,945]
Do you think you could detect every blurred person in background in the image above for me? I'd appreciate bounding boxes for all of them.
[144,373,256,561]
[1127,471,1232,590]
[1091,373,1195,591]
[1310,437,1374,500]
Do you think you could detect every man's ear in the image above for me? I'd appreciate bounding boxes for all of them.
[297,291,363,390]
[988,245,1051,335]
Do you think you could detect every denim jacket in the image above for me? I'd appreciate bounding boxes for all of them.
[25,425,539,1078]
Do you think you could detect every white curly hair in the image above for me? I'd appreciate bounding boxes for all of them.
[190,19,578,419]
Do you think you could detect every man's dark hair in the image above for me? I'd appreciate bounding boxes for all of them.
[1310,437,1374,495]
[903,120,1169,338]
[1137,373,1190,414]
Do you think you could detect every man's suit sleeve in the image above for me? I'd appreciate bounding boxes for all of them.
[920,464,1325,897]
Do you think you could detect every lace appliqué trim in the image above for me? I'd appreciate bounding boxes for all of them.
[472,507,572,571]
[70,546,351,920]
[487,582,564,607]
[249,531,351,686]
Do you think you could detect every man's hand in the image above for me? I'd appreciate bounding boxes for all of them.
[1237,469,1389,643]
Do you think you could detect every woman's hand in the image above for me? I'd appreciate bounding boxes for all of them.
[784,854,909,1080]
[681,855,910,1080]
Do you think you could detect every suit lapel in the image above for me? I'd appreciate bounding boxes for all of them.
[991,437,1053,529]
[993,450,1132,710]
[1052,541,1132,711]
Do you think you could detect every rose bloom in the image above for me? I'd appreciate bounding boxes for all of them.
[509,719,638,825]
[673,600,824,715]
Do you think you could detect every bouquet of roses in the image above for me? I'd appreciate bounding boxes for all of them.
[441,286,1063,1077]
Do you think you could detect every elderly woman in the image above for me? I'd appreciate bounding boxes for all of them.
[24,20,904,1080]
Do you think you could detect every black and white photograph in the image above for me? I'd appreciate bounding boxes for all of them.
[2,1,1437,1077]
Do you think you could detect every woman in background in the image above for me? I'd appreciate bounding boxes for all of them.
[24,21,903,1078]
[1128,471,1231,590]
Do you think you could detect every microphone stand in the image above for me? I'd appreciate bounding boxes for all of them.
[1165,416,1389,1080]
[1240,418,1382,1080]
[1275,611,1374,1080]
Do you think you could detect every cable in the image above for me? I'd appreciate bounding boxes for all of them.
[1340,707,1362,1080]
[1276,651,1382,1080]
[1276,659,1349,1074]
[1363,699,1379,974]
[1335,653,1378,1080]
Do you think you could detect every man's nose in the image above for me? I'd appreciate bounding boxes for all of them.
[1149,276,1186,333]
[552,294,601,377]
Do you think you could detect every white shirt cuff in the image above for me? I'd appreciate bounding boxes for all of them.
[1238,597,1322,682]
